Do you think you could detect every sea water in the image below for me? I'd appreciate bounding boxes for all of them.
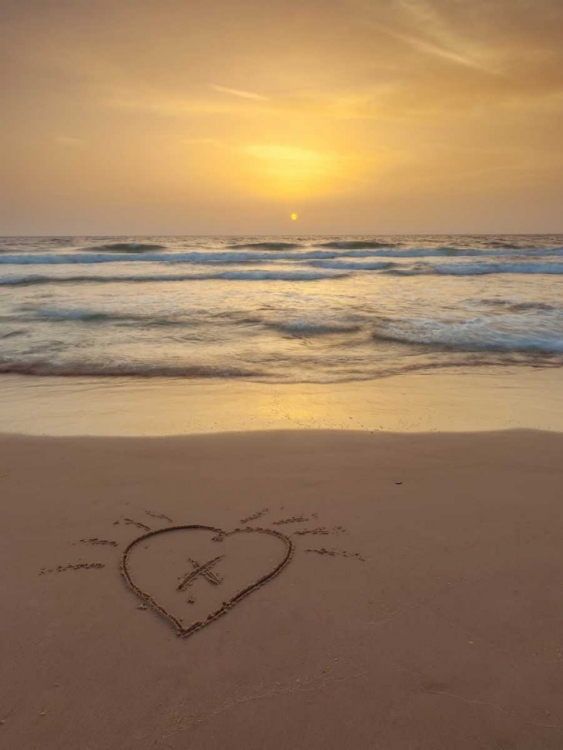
[1,235,563,383]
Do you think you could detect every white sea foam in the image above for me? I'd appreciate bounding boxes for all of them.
[372,315,563,353]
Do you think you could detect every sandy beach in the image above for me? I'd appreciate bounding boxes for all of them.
[2,427,563,749]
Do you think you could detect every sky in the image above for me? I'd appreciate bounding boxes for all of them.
[1,0,563,235]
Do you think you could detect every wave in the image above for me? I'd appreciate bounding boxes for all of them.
[477,299,558,312]
[22,308,119,323]
[380,247,563,258]
[79,242,166,253]
[488,240,525,249]
[0,329,27,340]
[1,355,557,384]
[0,360,261,378]
[372,317,563,354]
[310,260,394,271]
[483,239,563,250]
[227,241,300,251]
[0,249,371,265]
[316,247,563,260]
[5,259,563,283]
[314,240,395,250]
[4,245,563,267]
[0,248,402,265]
[0,237,75,253]
[0,252,181,265]
[389,262,563,276]
[0,269,350,287]
[8,307,367,338]
[264,319,363,336]
[11,307,190,326]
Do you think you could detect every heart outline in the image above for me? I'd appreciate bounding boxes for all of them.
[120,525,294,639]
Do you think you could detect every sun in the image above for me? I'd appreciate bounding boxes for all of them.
[291,213,298,221]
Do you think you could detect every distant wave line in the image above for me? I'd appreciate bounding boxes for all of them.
[2,246,563,266]
[0,269,351,287]
[390,262,563,276]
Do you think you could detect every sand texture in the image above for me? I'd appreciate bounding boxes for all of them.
[1,429,563,749]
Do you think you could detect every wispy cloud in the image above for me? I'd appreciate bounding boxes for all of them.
[372,25,492,71]
[105,91,376,121]
[347,0,494,72]
[210,84,270,101]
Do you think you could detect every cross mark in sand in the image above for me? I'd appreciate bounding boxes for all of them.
[177,556,225,591]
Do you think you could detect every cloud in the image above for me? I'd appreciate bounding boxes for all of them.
[373,25,492,71]
[210,84,270,101]
[347,0,495,72]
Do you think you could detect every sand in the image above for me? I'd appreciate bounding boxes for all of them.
[2,428,563,749]
[2,365,563,436]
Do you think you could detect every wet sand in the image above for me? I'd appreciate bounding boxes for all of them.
[2,366,563,436]
[1,429,563,749]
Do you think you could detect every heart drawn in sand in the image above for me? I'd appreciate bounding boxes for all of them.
[120,525,294,639]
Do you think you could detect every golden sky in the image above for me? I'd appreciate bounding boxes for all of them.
[2,0,563,234]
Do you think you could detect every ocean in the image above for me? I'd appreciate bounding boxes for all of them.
[1,234,563,383]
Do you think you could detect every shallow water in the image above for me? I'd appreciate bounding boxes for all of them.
[1,234,563,382]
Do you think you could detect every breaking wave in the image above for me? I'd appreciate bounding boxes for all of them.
[10,307,188,326]
[227,241,300,251]
[314,240,395,250]
[3,245,563,269]
[79,242,166,253]
[263,319,363,336]
[476,299,558,312]
[0,360,261,378]
[372,317,563,354]
[310,260,395,271]
[389,262,563,276]
[0,249,381,265]
[0,269,349,287]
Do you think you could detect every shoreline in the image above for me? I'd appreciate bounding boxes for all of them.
[2,364,563,436]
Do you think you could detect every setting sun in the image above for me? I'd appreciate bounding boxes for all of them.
[291,213,298,221]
